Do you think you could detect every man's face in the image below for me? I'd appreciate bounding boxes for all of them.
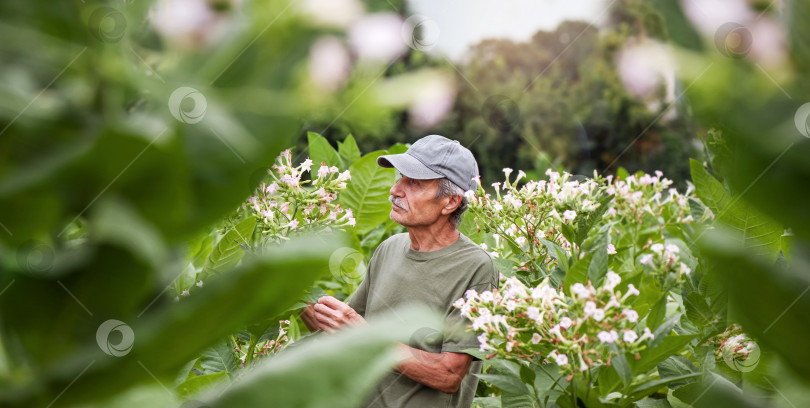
[388,175,448,227]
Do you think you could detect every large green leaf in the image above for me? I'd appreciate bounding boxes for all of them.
[200,340,239,377]
[700,228,810,379]
[690,159,782,261]
[308,132,343,175]
[563,252,592,293]
[337,134,362,167]
[587,225,610,286]
[0,234,345,407]
[339,150,396,235]
[657,356,698,390]
[475,374,531,395]
[206,306,441,408]
[177,371,229,398]
[671,373,764,408]
[201,217,256,281]
[631,335,697,374]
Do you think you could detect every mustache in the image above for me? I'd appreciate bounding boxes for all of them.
[389,196,409,211]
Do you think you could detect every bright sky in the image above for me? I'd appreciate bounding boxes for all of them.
[407,0,610,61]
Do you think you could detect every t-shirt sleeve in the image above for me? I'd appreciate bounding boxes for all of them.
[441,258,498,354]
[346,246,382,317]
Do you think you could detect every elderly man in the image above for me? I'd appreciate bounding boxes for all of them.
[301,134,497,408]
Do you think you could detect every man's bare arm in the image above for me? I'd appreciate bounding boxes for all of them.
[311,296,472,393]
[394,344,473,394]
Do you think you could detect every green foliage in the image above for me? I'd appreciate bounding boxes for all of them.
[340,150,396,235]
[206,307,441,408]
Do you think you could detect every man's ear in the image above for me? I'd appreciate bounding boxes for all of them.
[441,194,462,215]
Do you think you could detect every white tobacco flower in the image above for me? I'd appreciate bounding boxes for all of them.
[606,296,621,309]
[472,315,489,331]
[625,284,640,297]
[579,357,589,372]
[639,254,654,265]
[571,283,589,298]
[563,210,577,221]
[639,327,655,341]
[650,243,664,253]
[531,286,545,299]
[505,300,517,311]
[559,316,572,329]
[665,244,680,253]
[549,325,563,338]
[679,263,692,276]
[605,271,621,291]
[531,332,542,344]
[265,183,278,195]
[624,309,639,323]
[465,289,478,300]
[593,308,605,321]
[301,159,313,172]
[464,190,476,201]
[554,353,569,366]
[453,298,465,309]
[607,243,617,254]
[477,333,489,352]
[584,301,597,316]
[527,306,542,322]
[480,292,494,303]
[623,330,639,343]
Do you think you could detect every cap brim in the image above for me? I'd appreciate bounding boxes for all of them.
[377,153,443,180]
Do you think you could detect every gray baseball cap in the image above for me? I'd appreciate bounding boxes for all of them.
[377,135,479,191]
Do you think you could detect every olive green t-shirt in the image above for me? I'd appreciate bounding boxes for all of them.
[348,232,498,408]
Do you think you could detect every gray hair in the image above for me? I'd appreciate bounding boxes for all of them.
[435,178,468,227]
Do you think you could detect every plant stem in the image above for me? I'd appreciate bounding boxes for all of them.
[245,333,259,367]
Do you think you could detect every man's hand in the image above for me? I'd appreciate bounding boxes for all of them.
[300,302,321,333]
[310,296,366,333]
